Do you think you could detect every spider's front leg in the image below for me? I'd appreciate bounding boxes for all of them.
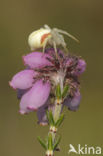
[55,28,79,43]
[62,44,68,53]
[53,41,58,59]
[44,24,51,30]
[43,39,48,54]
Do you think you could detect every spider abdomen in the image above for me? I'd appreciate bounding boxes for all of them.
[28,28,51,51]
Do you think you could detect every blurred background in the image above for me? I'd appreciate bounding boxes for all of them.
[0,0,103,156]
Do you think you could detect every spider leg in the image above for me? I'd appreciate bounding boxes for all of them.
[57,34,68,52]
[63,45,68,53]
[43,39,48,53]
[54,28,79,43]
[53,41,58,59]
[44,24,51,30]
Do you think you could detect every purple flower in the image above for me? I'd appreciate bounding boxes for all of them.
[73,59,86,76]
[10,52,52,115]
[9,70,37,89]
[23,52,52,69]
[19,80,50,114]
[10,48,86,124]
[37,100,49,126]
[64,90,81,111]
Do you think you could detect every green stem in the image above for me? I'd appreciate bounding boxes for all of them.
[46,94,62,156]
[53,102,62,122]
[46,102,62,156]
[46,76,64,156]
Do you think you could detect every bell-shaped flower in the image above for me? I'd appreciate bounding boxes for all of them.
[10,48,86,124]
[73,59,86,76]
[64,90,81,111]
[9,70,37,89]
[23,52,52,69]
[19,80,51,114]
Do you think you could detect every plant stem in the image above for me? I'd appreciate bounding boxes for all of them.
[46,102,62,156]
[46,74,64,156]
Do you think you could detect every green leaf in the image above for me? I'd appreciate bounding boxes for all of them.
[46,111,50,124]
[56,84,62,99]
[53,136,61,151]
[37,136,47,150]
[55,114,64,128]
[62,85,69,98]
[46,110,55,126]
[49,110,55,125]
[48,133,53,150]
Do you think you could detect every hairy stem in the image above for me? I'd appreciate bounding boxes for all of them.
[46,75,64,156]
[53,101,62,122]
[46,102,62,156]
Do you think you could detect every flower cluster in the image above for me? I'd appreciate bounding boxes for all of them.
[9,48,86,125]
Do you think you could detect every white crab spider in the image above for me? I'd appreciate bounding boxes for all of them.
[28,24,79,54]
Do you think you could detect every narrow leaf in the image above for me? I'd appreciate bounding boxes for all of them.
[53,136,61,151]
[48,133,53,150]
[49,110,55,125]
[46,110,54,125]
[46,111,50,124]
[62,85,69,98]
[55,114,64,128]
[56,84,61,99]
[37,136,47,150]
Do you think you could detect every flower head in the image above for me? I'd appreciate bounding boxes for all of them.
[9,48,86,125]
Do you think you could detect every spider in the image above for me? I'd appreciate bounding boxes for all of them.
[28,24,79,56]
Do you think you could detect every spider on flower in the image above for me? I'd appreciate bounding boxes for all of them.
[28,25,79,56]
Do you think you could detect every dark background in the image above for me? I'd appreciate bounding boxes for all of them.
[0,0,103,156]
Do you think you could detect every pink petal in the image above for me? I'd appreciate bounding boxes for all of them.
[9,70,37,89]
[23,52,52,69]
[19,80,51,114]
[19,89,33,114]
